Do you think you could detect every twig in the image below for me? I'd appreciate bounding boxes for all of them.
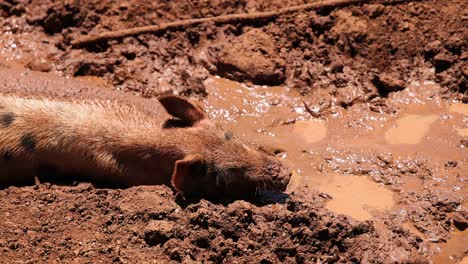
[71,0,421,47]
[71,0,367,47]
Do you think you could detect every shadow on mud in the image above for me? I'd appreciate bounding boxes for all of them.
[174,190,290,209]
[1,172,290,207]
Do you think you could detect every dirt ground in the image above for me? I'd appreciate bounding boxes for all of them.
[0,0,466,263]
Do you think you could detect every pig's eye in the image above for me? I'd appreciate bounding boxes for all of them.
[224,131,234,140]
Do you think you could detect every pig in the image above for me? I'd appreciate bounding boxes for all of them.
[0,94,291,198]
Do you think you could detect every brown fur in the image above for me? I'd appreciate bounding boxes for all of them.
[0,94,291,197]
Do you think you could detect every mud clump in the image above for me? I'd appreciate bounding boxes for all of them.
[433,51,456,73]
[0,183,426,263]
[207,28,286,85]
[1,0,464,101]
[25,59,52,72]
[451,213,467,231]
[373,72,406,95]
[330,10,368,54]
[144,220,176,246]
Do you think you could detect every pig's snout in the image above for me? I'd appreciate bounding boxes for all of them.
[214,156,292,198]
[271,163,292,192]
[277,165,293,191]
[253,156,292,193]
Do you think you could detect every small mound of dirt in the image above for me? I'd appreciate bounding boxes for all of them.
[207,28,286,85]
[0,184,426,263]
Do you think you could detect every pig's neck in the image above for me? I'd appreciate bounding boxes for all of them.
[101,123,210,186]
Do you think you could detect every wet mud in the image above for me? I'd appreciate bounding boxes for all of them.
[204,76,467,263]
[0,0,467,263]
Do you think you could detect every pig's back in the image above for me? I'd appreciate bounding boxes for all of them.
[0,67,169,122]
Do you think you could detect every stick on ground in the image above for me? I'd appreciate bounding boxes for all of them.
[71,0,417,47]
[71,0,369,47]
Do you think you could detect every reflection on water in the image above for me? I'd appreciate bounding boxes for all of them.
[293,119,327,144]
[449,103,468,116]
[204,76,467,261]
[385,114,439,144]
[203,75,296,122]
[312,173,395,221]
[457,128,468,137]
[432,229,468,264]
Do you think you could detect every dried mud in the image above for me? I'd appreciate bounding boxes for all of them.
[0,0,467,263]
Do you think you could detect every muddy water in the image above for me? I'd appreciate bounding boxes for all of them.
[204,76,399,221]
[450,103,468,115]
[313,173,394,221]
[204,76,465,200]
[384,114,439,144]
[433,229,468,264]
[292,120,327,144]
[204,76,467,262]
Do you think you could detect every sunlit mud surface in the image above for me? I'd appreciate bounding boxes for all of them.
[0,0,466,262]
[312,173,395,221]
[384,114,439,144]
[205,76,467,263]
[433,230,468,264]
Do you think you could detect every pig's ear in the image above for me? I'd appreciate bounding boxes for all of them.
[158,95,206,124]
[171,154,207,193]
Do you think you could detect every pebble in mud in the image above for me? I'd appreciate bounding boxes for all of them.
[461,140,468,148]
[207,29,286,86]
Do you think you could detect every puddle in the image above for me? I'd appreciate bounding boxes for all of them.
[449,103,468,116]
[432,229,468,264]
[311,173,395,221]
[449,103,468,137]
[460,257,468,264]
[457,128,468,137]
[264,119,327,152]
[204,76,466,259]
[292,119,327,144]
[384,114,439,144]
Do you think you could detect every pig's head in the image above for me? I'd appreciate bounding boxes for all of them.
[158,95,292,198]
